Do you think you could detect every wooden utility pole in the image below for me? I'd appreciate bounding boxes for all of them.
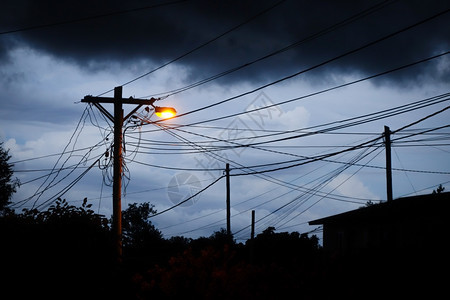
[112,87,124,262]
[249,210,255,264]
[226,163,231,236]
[251,210,255,240]
[82,86,158,263]
[384,125,393,202]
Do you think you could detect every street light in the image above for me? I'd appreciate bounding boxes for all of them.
[154,106,177,118]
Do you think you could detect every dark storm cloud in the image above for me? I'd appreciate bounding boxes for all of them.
[1,0,449,84]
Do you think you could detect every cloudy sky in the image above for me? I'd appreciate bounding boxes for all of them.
[1,0,449,241]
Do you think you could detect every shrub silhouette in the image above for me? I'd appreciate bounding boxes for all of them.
[1,198,112,298]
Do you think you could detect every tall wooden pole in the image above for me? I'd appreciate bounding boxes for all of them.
[81,87,159,264]
[113,86,124,263]
[384,125,393,202]
[251,210,255,240]
[226,163,231,236]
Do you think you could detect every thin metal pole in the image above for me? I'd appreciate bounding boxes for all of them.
[226,163,231,236]
[384,125,393,202]
[113,86,123,263]
[251,210,255,240]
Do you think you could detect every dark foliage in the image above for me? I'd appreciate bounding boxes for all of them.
[0,142,19,211]
[122,202,162,249]
[121,202,167,271]
[1,199,446,299]
[0,198,113,299]
[132,227,323,299]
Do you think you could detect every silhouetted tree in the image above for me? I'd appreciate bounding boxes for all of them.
[261,226,276,235]
[0,142,19,211]
[122,202,162,249]
[133,228,323,299]
[1,197,111,298]
[209,228,234,245]
[251,226,321,267]
[121,202,166,270]
[433,184,445,194]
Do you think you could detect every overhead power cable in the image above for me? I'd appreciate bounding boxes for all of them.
[149,51,450,128]
[232,136,383,176]
[161,92,449,157]
[97,0,287,96]
[123,93,449,175]
[10,144,105,164]
[165,146,383,237]
[393,124,450,143]
[274,146,384,230]
[154,109,450,236]
[233,144,382,237]
[392,105,450,134]
[157,122,379,204]
[144,0,396,98]
[149,175,224,217]
[15,155,103,185]
[227,106,450,177]
[27,107,90,207]
[34,156,102,210]
[118,94,448,174]
[130,159,223,172]
[161,8,450,121]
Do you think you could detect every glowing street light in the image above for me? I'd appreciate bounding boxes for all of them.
[154,106,177,118]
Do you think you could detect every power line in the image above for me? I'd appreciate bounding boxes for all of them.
[10,145,104,164]
[234,145,383,237]
[112,95,450,195]
[97,0,287,96]
[228,108,450,177]
[11,107,111,208]
[392,106,450,134]
[142,0,397,98]
[34,156,102,210]
[275,146,384,230]
[130,159,223,172]
[27,107,90,207]
[149,175,224,218]
[148,51,450,128]
[126,125,448,148]
[158,123,381,203]
[159,107,450,237]
[154,93,448,164]
[393,124,450,144]
[161,9,450,121]
[180,148,386,238]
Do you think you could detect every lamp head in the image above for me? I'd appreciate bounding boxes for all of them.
[154,106,177,118]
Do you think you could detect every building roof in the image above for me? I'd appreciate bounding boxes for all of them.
[309,192,450,226]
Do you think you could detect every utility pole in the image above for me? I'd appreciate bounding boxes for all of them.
[112,87,124,262]
[82,86,159,263]
[251,210,255,240]
[249,210,255,264]
[226,163,231,236]
[384,125,393,202]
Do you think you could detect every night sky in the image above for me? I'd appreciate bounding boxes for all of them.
[1,0,449,240]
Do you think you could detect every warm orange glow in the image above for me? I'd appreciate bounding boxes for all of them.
[154,106,176,118]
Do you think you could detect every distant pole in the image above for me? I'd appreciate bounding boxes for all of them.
[226,163,231,236]
[384,125,393,202]
[251,210,255,240]
[250,210,255,264]
[113,86,124,263]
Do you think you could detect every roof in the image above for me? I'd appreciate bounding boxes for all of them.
[309,192,450,226]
